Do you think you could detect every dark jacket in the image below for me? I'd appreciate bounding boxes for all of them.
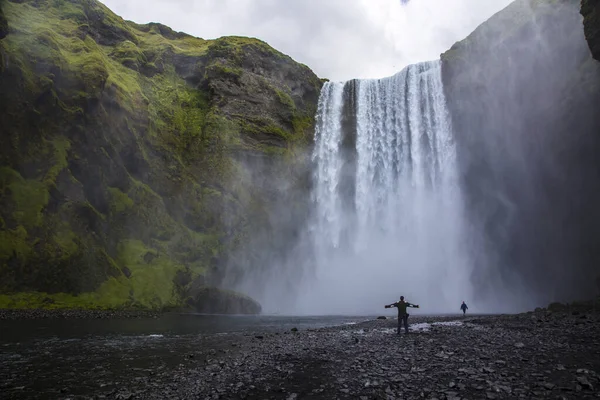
[390,300,416,316]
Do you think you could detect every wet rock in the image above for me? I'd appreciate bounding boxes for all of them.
[4,311,600,399]
[188,287,262,315]
[577,376,594,390]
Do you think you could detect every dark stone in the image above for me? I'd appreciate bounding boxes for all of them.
[188,287,262,315]
[377,316,387,320]
[582,0,600,61]
[577,376,594,390]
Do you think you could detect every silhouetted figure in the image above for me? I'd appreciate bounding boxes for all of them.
[385,296,419,334]
[460,301,468,316]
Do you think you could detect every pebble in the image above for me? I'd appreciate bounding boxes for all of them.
[3,309,600,399]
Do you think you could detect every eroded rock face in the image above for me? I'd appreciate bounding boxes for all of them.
[188,287,262,315]
[441,0,600,305]
[0,0,321,309]
[582,0,600,61]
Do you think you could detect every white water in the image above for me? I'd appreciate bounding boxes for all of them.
[295,61,472,315]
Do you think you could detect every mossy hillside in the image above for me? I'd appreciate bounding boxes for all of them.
[0,0,322,310]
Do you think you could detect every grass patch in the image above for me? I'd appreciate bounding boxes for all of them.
[0,167,49,229]
[107,187,134,214]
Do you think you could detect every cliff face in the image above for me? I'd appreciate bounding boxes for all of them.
[582,0,600,61]
[442,0,600,306]
[0,0,322,310]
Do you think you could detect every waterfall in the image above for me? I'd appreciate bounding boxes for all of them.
[298,60,471,314]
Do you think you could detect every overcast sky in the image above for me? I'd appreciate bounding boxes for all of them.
[99,0,513,81]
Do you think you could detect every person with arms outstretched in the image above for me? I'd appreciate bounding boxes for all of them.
[385,295,419,334]
[460,301,468,316]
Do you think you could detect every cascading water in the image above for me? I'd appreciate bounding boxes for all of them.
[296,60,472,315]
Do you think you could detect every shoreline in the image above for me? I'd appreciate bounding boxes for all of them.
[0,307,509,323]
[1,309,599,399]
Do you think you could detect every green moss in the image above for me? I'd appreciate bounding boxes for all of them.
[44,136,71,186]
[53,227,79,257]
[146,67,211,162]
[107,187,134,213]
[292,114,314,140]
[210,35,288,62]
[206,61,243,82]
[0,225,31,263]
[275,87,296,111]
[109,39,146,69]
[0,167,49,229]
[116,239,184,309]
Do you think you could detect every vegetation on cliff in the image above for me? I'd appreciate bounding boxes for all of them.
[0,0,322,311]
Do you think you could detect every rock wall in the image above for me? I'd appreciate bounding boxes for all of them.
[0,0,322,310]
[582,0,600,60]
[441,0,600,306]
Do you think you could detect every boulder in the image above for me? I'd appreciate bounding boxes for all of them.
[187,287,261,315]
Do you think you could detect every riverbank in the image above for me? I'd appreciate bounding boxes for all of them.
[145,311,600,400]
[1,310,599,399]
[0,308,161,320]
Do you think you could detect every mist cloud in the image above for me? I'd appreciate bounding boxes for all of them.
[99,0,513,81]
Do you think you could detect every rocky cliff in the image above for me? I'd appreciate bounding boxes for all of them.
[582,0,600,60]
[0,0,322,310]
[441,0,600,306]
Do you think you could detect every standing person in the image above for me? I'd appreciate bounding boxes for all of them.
[460,301,468,316]
[385,296,419,334]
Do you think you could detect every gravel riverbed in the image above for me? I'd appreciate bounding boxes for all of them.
[2,310,600,399]
[146,312,600,400]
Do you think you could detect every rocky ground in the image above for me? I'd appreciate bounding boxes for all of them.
[129,310,599,400]
[2,307,600,399]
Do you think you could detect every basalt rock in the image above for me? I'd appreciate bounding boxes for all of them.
[582,0,600,61]
[188,287,262,315]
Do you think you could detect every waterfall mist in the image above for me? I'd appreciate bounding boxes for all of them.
[225,0,600,315]
[229,62,474,315]
[442,0,600,311]
[295,61,469,315]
